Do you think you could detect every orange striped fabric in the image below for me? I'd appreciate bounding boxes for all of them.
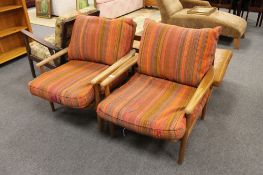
[68,15,136,65]
[29,61,109,108]
[97,73,210,140]
[138,19,221,87]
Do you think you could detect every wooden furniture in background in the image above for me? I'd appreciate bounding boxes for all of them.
[144,0,158,7]
[209,0,233,12]
[0,0,32,64]
[245,0,263,27]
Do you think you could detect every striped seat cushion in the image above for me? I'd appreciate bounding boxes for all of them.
[97,73,210,140]
[138,19,221,87]
[68,15,136,65]
[29,61,109,108]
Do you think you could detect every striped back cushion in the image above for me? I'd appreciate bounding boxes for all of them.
[68,15,136,65]
[138,19,221,87]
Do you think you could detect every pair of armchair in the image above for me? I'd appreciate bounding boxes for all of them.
[22,7,99,78]
[28,15,222,164]
[156,0,247,49]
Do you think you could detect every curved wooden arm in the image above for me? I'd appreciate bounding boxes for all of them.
[100,55,138,88]
[36,48,68,68]
[21,29,61,52]
[180,0,211,8]
[90,50,136,85]
[185,68,214,115]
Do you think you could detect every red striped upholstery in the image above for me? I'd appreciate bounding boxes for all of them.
[68,15,136,65]
[138,19,221,87]
[29,61,109,108]
[97,73,210,140]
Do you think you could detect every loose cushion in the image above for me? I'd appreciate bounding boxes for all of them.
[68,15,136,65]
[97,73,210,140]
[29,61,109,108]
[138,19,221,87]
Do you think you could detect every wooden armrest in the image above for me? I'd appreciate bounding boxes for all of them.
[185,68,215,115]
[90,50,136,85]
[21,29,61,52]
[36,48,68,68]
[100,55,138,88]
[180,0,211,8]
[214,49,233,86]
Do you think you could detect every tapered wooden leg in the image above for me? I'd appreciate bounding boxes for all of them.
[28,58,36,78]
[260,13,263,27]
[256,13,261,27]
[49,102,55,112]
[241,34,245,39]
[201,104,207,120]
[178,134,188,165]
[233,38,240,49]
[97,116,104,132]
[109,122,115,137]
[246,12,249,21]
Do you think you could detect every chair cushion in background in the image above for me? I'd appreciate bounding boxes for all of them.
[138,19,221,87]
[68,16,136,65]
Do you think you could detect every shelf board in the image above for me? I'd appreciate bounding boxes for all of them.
[0,5,22,13]
[0,26,27,38]
[0,47,26,64]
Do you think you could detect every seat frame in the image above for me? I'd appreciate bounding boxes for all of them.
[97,54,215,164]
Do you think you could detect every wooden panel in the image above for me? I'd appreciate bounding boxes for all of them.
[0,5,22,12]
[0,0,15,6]
[0,47,26,64]
[0,0,32,64]
[0,32,25,53]
[0,26,27,38]
[145,0,158,7]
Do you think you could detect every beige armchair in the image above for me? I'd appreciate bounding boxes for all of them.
[156,0,247,49]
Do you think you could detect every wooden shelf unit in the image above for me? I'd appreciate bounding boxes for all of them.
[144,0,158,7]
[0,0,32,64]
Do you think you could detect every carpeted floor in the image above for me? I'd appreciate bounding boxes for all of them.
[1,14,263,175]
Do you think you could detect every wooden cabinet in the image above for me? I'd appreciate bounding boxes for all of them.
[144,0,158,7]
[0,0,32,64]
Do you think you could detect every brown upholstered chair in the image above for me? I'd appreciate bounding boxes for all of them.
[97,20,221,164]
[156,0,247,49]
[28,16,136,111]
[22,8,99,78]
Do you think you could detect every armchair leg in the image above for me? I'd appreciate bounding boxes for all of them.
[49,102,55,112]
[178,134,189,165]
[233,38,240,49]
[260,13,263,27]
[109,122,115,137]
[28,57,36,78]
[97,116,104,132]
[201,103,207,120]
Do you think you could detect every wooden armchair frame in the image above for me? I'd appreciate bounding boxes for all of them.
[35,47,136,112]
[97,55,214,164]
[21,10,100,78]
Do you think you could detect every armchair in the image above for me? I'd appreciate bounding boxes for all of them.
[28,15,136,112]
[156,0,247,49]
[97,19,221,164]
[22,7,99,78]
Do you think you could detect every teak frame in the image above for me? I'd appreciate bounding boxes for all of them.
[97,54,215,164]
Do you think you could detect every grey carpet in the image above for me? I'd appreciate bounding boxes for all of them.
[0,15,263,175]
